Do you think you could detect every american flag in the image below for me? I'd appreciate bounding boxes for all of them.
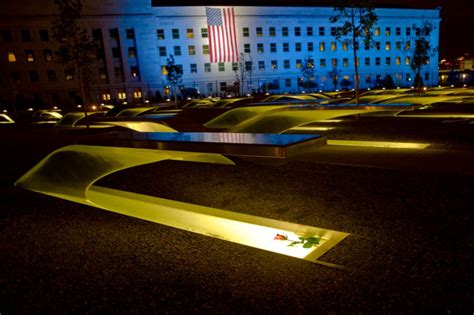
[206,7,238,63]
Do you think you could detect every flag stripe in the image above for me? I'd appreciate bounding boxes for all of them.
[206,7,238,63]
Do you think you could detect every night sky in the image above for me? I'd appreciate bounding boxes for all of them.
[154,0,474,59]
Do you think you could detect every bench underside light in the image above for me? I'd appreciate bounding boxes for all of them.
[15,145,348,262]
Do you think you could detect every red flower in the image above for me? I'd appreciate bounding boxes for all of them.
[274,233,288,240]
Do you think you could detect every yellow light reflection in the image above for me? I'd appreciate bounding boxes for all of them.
[328,140,430,149]
[290,126,335,131]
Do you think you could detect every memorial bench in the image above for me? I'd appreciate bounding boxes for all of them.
[15,131,348,263]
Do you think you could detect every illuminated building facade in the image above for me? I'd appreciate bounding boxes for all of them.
[0,1,440,108]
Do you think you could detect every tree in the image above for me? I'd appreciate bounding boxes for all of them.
[234,52,253,95]
[52,0,98,118]
[328,68,341,91]
[410,21,436,92]
[340,78,352,90]
[298,56,316,91]
[330,0,378,103]
[165,54,183,108]
[383,74,396,89]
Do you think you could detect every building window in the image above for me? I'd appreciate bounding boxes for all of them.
[295,42,301,52]
[188,45,196,55]
[294,27,301,36]
[109,29,119,40]
[385,42,391,50]
[11,72,20,83]
[424,73,429,81]
[308,42,314,52]
[174,46,181,56]
[405,41,411,50]
[296,59,302,69]
[203,45,209,55]
[245,61,252,71]
[218,63,225,71]
[101,92,111,101]
[320,58,326,67]
[396,27,401,36]
[39,30,49,41]
[271,60,278,69]
[112,47,121,58]
[232,62,238,71]
[126,28,135,39]
[172,29,179,39]
[117,92,127,100]
[285,78,292,87]
[130,66,139,77]
[375,27,380,36]
[159,46,167,57]
[342,41,348,51]
[257,43,264,53]
[29,70,39,82]
[307,27,313,36]
[343,58,348,67]
[99,68,107,80]
[157,29,165,40]
[21,30,31,42]
[405,56,411,65]
[25,50,34,62]
[161,65,168,75]
[243,27,249,37]
[269,27,276,37]
[258,61,265,70]
[244,43,251,53]
[331,27,337,36]
[395,56,401,65]
[282,27,288,37]
[406,27,411,36]
[270,43,277,53]
[7,52,16,62]
[375,42,380,50]
[385,57,391,65]
[375,57,381,66]
[1,30,13,42]
[65,69,74,80]
[201,28,208,38]
[190,63,197,73]
[318,27,325,36]
[219,82,227,92]
[365,75,371,83]
[385,27,391,36]
[114,67,123,80]
[186,28,194,38]
[133,90,142,99]
[204,63,211,72]
[128,47,136,58]
[256,27,263,37]
[43,49,53,61]
[331,58,338,67]
[47,69,57,81]
[365,57,370,66]
[283,59,290,69]
[283,42,289,52]
[396,41,401,50]
[331,42,337,51]
[319,42,325,52]
[406,73,411,81]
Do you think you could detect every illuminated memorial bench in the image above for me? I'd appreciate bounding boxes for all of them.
[15,132,348,263]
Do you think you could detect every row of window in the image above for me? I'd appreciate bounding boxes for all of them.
[9,65,140,83]
[0,28,137,43]
[166,56,414,76]
[7,46,137,63]
[156,26,422,40]
[158,40,414,57]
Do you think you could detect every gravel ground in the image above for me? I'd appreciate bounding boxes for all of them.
[1,122,474,313]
